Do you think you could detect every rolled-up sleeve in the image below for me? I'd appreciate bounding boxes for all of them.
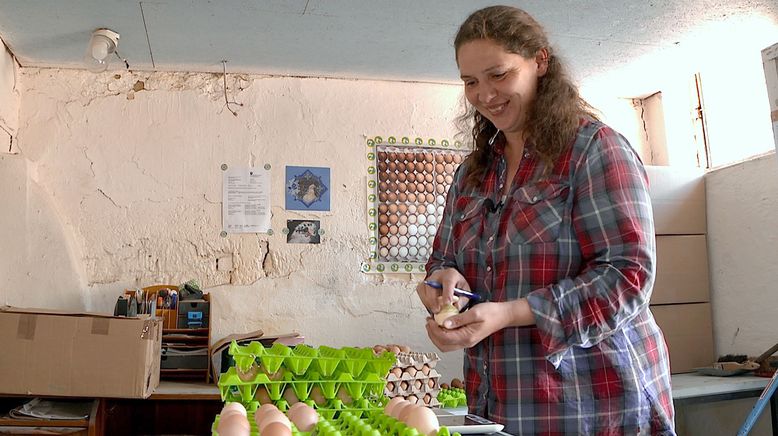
[526,127,656,367]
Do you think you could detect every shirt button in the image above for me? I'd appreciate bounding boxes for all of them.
[459,213,465,220]
[488,236,494,242]
[532,196,538,202]
[486,265,492,272]
[499,184,504,189]
[524,151,530,158]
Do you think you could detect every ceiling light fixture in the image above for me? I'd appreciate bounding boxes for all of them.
[85,28,120,73]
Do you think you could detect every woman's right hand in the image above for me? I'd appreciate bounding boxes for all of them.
[416,268,471,314]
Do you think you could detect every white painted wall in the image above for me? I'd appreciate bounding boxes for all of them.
[8,67,466,378]
[0,36,18,153]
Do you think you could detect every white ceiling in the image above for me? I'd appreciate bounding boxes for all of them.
[0,1,776,84]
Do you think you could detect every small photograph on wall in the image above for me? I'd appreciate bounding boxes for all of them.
[286,220,321,244]
[285,166,330,211]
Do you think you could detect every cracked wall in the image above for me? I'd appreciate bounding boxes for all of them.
[0,37,19,153]
[8,67,467,377]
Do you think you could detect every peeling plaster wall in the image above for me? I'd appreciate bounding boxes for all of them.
[13,68,465,377]
[0,36,19,153]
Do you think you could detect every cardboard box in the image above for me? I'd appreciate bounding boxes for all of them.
[645,165,706,235]
[651,303,714,374]
[651,235,710,304]
[0,306,162,398]
[762,42,778,152]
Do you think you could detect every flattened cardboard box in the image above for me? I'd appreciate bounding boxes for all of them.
[652,235,710,305]
[645,165,706,235]
[651,303,714,374]
[0,306,162,398]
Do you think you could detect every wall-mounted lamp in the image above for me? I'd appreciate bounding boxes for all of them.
[85,28,120,73]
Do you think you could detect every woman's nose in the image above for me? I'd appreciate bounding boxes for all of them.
[478,83,497,103]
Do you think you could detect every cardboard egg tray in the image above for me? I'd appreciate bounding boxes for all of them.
[384,351,442,407]
[212,409,456,436]
[217,342,396,416]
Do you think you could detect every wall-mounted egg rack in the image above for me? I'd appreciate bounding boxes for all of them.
[362,136,469,274]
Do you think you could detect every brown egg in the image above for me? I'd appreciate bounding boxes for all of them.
[415,162,425,172]
[389,225,399,235]
[390,235,399,246]
[424,152,433,162]
[397,172,407,182]
[406,172,416,182]
[436,174,445,183]
[425,173,433,183]
[398,192,407,202]
[417,204,427,214]
[407,193,417,202]
[388,161,397,171]
[398,182,407,192]
[435,163,444,173]
[379,224,389,236]
[378,204,388,213]
[399,214,408,224]
[425,183,434,193]
[453,154,463,163]
[389,214,399,224]
[435,154,445,163]
[388,203,399,214]
[378,151,387,160]
[425,162,434,173]
[378,161,387,172]
[445,175,453,184]
[436,184,445,194]
[399,225,408,235]
[379,192,388,202]
[283,386,300,404]
[380,236,389,246]
[397,162,406,172]
[388,192,397,202]
[445,163,454,173]
[405,152,415,161]
[444,154,453,163]
[405,406,440,436]
[399,204,409,213]
[287,403,318,432]
[425,193,434,203]
[261,421,292,436]
[218,412,251,436]
[385,397,408,417]
[378,214,388,224]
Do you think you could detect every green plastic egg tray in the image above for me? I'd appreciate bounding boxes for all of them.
[218,343,397,411]
[436,388,467,408]
[212,409,461,436]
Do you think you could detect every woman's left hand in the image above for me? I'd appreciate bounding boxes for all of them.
[425,302,510,352]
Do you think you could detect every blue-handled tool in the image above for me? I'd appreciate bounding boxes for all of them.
[423,280,481,302]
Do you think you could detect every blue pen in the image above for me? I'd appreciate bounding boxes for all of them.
[423,280,481,302]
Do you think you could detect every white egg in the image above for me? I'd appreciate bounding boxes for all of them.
[408,214,417,224]
[409,236,418,246]
[398,246,408,257]
[399,235,408,245]
[389,246,399,257]
[379,247,389,258]
[417,214,427,225]
[437,206,444,215]
[408,246,418,256]
[427,214,437,225]
[418,225,427,235]
[418,246,428,257]
[428,225,437,235]
[408,225,418,236]
[408,204,417,214]
[437,195,446,205]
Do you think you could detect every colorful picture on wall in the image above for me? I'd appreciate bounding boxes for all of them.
[286,219,321,244]
[285,166,331,211]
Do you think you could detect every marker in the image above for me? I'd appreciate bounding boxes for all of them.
[423,280,481,302]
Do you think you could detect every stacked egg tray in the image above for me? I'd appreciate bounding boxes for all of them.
[385,351,442,407]
[436,388,467,408]
[217,342,397,417]
[212,409,461,436]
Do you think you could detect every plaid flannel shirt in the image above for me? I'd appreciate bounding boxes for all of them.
[427,119,675,435]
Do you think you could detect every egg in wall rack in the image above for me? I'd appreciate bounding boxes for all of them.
[362,136,469,274]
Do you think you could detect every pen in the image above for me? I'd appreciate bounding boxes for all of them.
[423,280,481,302]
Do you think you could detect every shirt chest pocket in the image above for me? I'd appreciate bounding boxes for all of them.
[507,180,569,244]
[452,196,487,263]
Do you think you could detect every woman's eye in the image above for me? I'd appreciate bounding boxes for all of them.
[492,72,506,80]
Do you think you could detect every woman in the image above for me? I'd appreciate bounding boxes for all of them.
[417,5,675,435]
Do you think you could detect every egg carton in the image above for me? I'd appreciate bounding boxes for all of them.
[393,351,441,370]
[386,377,441,397]
[227,342,396,380]
[212,408,456,436]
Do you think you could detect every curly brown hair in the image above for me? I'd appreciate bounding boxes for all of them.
[454,5,599,187]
